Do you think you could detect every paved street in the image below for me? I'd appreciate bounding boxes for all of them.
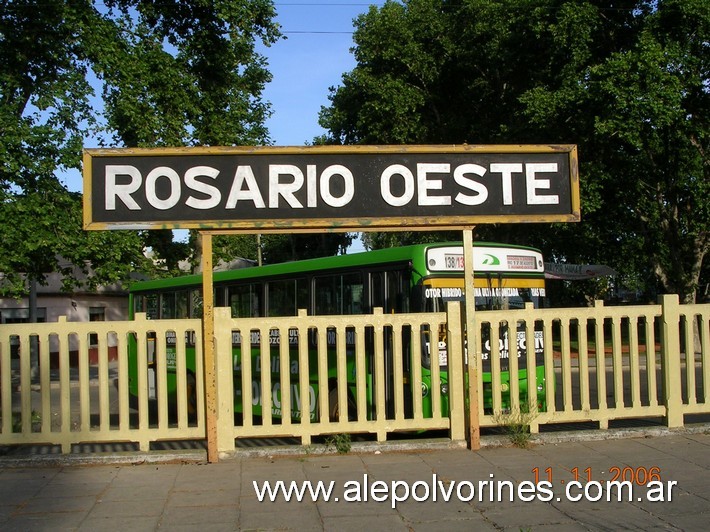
[0,429,708,531]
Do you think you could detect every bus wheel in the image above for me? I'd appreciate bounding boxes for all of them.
[186,372,198,421]
[328,388,356,422]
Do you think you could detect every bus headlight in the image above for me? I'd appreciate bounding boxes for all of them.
[441,383,448,395]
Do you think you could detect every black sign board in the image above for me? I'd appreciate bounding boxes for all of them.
[83,145,579,231]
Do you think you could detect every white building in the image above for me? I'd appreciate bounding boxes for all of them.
[0,267,135,365]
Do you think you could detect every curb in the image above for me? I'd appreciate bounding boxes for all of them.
[2,423,707,468]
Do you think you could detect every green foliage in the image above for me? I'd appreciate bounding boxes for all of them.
[495,403,537,449]
[0,183,149,296]
[259,234,354,264]
[320,0,709,303]
[324,433,352,454]
[0,1,284,291]
[179,233,355,273]
[11,410,41,433]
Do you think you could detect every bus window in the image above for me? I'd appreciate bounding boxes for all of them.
[133,294,144,315]
[176,291,189,318]
[228,283,262,318]
[146,294,159,319]
[190,290,203,318]
[371,270,410,313]
[314,273,364,315]
[267,278,307,317]
[161,292,175,318]
[394,271,410,312]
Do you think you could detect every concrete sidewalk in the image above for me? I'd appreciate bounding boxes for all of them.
[0,430,708,531]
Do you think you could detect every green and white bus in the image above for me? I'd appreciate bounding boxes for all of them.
[128,241,547,421]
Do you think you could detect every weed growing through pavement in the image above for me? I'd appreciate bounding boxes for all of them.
[495,402,537,448]
[324,433,352,454]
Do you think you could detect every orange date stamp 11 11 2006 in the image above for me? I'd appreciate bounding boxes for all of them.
[533,465,664,485]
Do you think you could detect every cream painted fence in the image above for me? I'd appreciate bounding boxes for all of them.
[1,295,708,456]
[475,295,710,433]
[213,305,466,453]
[0,315,205,453]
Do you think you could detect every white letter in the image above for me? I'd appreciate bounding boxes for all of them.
[105,165,141,210]
[417,163,451,206]
[185,166,221,209]
[272,383,281,409]
[517,480,536,502]
[536,481,554,502]
[145,167,180,210]
[437,479,456,501]
[307,165,318,207]
[320,165,354,207]
[456,481,475,502]
[380,164,414,207]
[490,163,522,205]
[453,164,489,205]
[584,481,603,502]
[566,481,583,502]
[343,480,362,502]
[391,481,410,508]
[411,481,429,502]
[269,165,304,208]
[370,481,389,502]
[226,166,265,209]
[526,163,559,205]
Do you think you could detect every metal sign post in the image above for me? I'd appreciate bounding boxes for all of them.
[199,233,219,462]
[462,228,480,449]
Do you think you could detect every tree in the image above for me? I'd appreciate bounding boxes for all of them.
[0,0,282,294]
[320,0,708,303]
[259,234,353,264]
[521,0,709,303]
[0,183,150,297]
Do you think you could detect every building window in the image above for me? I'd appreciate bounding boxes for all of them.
[0,308,47,324]
[89,307,105,322]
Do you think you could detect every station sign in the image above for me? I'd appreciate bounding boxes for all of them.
[83,145,580,231]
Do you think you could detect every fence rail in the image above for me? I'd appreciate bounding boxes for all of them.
[1,295,708,456]
[476,295,710,432]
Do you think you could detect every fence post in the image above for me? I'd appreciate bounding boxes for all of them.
[215,307,236,456]
[659,294,683,428]
[446,302,465,442]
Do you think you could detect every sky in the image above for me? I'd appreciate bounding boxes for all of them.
[262,1,377,145]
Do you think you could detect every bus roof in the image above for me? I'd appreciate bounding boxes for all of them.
[129,241,542,293]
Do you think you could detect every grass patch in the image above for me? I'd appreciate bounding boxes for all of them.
[324,433,352,454]
[495,404,536,448]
